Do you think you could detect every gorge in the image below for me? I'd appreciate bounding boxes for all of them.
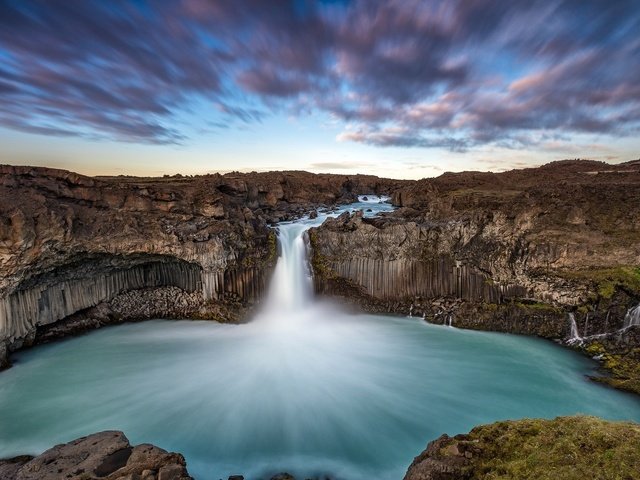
[1,162,640,479]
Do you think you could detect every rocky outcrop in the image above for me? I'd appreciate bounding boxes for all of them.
[0,164,405,367]
[0,430,191,480]
[310,161,640,334]
[582,325,640,395]
[404,416,640,480]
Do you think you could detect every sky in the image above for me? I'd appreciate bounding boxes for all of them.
[0,0,638,179]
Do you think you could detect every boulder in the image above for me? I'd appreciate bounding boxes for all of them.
[3,431,192,480]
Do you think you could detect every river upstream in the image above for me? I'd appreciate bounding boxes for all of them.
[1,197,639,479]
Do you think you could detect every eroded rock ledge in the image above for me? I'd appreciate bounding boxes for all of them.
[0,431,191,480]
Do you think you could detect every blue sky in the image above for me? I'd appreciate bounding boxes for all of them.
[0,0,638,179]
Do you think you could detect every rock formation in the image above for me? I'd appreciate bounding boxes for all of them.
[309,160,640,391]
[0,164,404,367]
[0,430,192,480]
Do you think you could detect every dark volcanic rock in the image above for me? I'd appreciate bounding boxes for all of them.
[1,430,192,480]
[269,474,296,480]
[0,455,32,479]
[403,434,470,480]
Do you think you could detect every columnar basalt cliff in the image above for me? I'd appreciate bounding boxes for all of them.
[0,165,404,367]
[309,160,640,391]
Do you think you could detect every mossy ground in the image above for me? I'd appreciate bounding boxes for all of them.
[559,266,640,299]
[513,300,563,313]
[455,416,640,480]
[308,229,337,280]
[585,342,640,395]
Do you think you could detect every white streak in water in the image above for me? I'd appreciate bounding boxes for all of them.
[567,313,582,345]
[624,304,640,329]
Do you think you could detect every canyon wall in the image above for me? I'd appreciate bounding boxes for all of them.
[310,160,640,342]
[0,164,405,366]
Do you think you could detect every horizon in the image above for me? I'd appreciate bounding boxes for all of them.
[1,1,639,178]
[6,157,637,182]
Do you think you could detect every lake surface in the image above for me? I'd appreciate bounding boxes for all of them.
[1,197,639,479]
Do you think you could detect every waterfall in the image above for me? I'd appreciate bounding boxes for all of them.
[261,195,395,317]
[447,314,453,327]
[567,313,582,345]
[263,222,313,313]
[624,304,640,329]
[583,313,590,338]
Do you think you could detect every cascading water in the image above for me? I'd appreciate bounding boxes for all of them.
[263,222,314,313]
[624,304,640,329]
[567,313,582,345]
[2,195,640,480]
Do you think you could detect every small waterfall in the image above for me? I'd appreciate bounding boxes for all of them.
[408,304,413,317]
[583,313,590,338]
[447,314,453,327]
[567,313,582,345]
[623,304,640,329]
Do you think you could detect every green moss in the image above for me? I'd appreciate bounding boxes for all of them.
[267,230,277,261]
[241,230,278,268]
[577,305,590,314]
[308,229,337,280]
[559,266,640,299]
[513,301,562,313]
[586,341,640,395]
[459,416,640,480]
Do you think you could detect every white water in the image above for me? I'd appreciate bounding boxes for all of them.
[2,196,640,480]
[264,223,313,312]
[567,313,582,345]
[624,304,640,329]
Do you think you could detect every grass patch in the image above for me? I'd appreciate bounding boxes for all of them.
[559,266,640,299]
[308,229,336,280]
[462,416,640,480]
[514,300,561,312]
[586,342,640,395]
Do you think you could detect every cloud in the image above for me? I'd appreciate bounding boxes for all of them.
[0,0,638,149]
[308,161,373,170]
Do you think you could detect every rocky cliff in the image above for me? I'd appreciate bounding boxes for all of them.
[309,160,640,391]
[0,165,404,367]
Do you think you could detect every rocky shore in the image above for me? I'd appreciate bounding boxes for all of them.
[0,431,191,480]
[4,416,639,480]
